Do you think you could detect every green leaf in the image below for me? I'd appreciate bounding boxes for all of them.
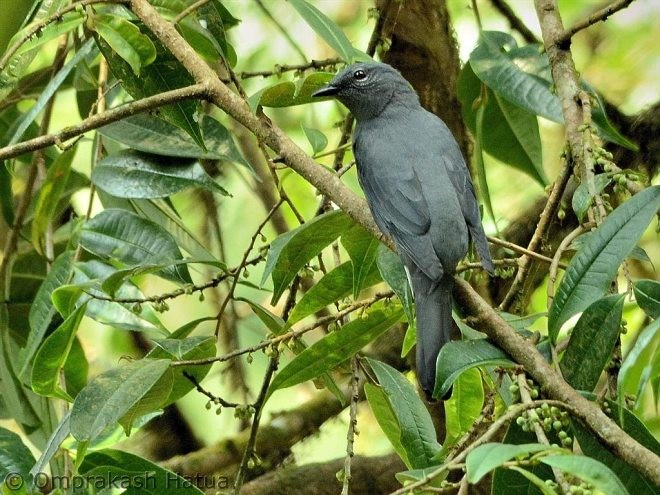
[633,279,660,319]
[466,443,555,483]
[474,93,498,228]
[268,303,403,394]
[507,466,560,495]
[31,304,87,401]
[288,0,358,62]
[301,124,328,154]
[572,174,612,222]
[21,251,74,376]
[70,359,172,442]
[99,114,248,165]
[8,39,95,146]
[96,26,205,150]
[241,298,347,405]
[618,318,659,416]
[572,397,660,494]
[286,261,381,327]
[92,150,229,199]
[91,14,156,76]
[31,147,75,255]
[458,62,547,186]
[444,368,484,445]
[79,449,203,494]
[470,32,563,123]
[80,208,192,284]
[0,164,13,227]
[364,382,411,467]
[433,339,514,399]
[250,72,335,109]
[341,224,382,298]
[11,11,85,57]
[148,336,216,405]
[376,244,415,348]
[0,426,36,483]
[548,186,660,339]
[367,359,441,469]
[197,0,240,66]
[29,414,71,488]
[541,455,628,495]
[261,210,354,303]
[560,294,624,391]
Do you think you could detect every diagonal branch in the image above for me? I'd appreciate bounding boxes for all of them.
[126,0,660,484]
[557,0,636,47]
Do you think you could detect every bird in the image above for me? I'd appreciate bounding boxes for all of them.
[313,61,494,397]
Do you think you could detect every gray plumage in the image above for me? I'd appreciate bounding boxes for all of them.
[313,62,493,396]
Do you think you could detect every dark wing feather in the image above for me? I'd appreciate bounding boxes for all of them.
[354,141,443,281]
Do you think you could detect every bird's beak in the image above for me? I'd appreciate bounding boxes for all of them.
[312,84,339,97]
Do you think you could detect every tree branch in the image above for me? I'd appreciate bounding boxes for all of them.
[557,0,636,47]
[125,0,660,484]
[0,84,208,161]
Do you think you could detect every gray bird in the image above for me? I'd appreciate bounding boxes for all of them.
[313,62,494,397]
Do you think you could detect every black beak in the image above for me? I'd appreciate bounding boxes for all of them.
[312,85,339,97]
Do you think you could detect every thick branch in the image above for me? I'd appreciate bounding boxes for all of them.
[127,0,660,484]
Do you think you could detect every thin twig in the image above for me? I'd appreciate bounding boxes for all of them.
[388,399,577,495]
[488,236,567,268]
[341,356,360,495]
[0,84,208,161]
[489,0,540,43]
[557,0,636,47]
[547,223,593,310]
[182,371,240,408]
[172,0,210,24]
[239,58,343,79]
[254,0,307,62]
[233,357,278,494]
[171,292,393,367]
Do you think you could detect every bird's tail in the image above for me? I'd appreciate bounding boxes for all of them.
[413,273,454,397]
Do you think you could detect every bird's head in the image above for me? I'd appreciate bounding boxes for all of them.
[312,62,417,121]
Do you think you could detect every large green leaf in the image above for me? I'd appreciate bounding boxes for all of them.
[572,397,660,494]
[364,382,411,467]
[21,250,74,376]
[31,304,87,401]
[10,11,84,57]
[633,279,660,319]
[98,114,248,165]
[541,455,628,495]
[288,0,363,62]
[261,210,354,303]
[367,359,441,469]
[268,303,403,395]
[466,443,556,483]
[444,368,484,446]
[92,150,229,199]
[90,14,156,75]
[79,449,203,494]
[433,339,514,399]
[96,26,205,150]
[79,208,192,284]
[341,224,382,298]
[31,147,75,255]
[286,261,381,327]
[70,359,172,441]
[0,426,36,485]
[618,318,659,416]
[548,186,660,339]
[458,63,547,185]
[148,336,216,405]
[376,245,415,346]
[197,0,239,66]
[560,294,624,391]
[249,72,335,110]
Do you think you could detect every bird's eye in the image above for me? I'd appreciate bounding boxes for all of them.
[353,69,367,80]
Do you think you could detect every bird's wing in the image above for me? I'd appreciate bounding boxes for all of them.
[354,140,443,281]
[435,125,494,274]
